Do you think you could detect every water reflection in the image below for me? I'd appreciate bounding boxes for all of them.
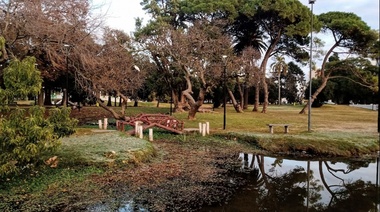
[204,153,380,211]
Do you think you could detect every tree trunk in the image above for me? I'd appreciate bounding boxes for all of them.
[261,78,269,113]
[156,100,160,107]
[38,88,44,106]
[43,87,52,105]
[183,88,206,120]
[107,95,112,106]
[228,89,243,113]
[243,85,249,110]
[235,75,244,109]
[173,91,180,112]
[62,88,67,106]
[96,98,123,120]
[253,82,260,112]
[299,76,329,114]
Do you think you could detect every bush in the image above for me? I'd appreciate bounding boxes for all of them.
[0,106,77,177]
[48,107,78,138]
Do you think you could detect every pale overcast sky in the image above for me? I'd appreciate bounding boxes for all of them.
[92,0,379,75]
[93,0,379,33]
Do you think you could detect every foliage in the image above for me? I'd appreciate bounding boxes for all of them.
[2,56,42,101]
[48,107,78,138]
[0,54,77,177]
[0,107,55,176]
[0,106,78,177]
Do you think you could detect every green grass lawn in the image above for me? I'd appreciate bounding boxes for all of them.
[116,102,377,135]
[0,103,378,211]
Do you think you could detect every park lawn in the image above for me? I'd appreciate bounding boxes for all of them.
[84,102,378,134]
[76,103,379,157]
[1,103,378,211]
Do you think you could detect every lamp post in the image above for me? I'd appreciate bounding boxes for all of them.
[308,0,316,132]
[222,55,227,130]
[170,73,173,116]
[278,71,281,105]
[63,44,71,107]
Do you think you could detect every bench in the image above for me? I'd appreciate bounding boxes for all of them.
[267,124,290,134]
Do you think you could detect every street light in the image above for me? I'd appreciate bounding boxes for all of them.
[222,55,227,130]
[170,71,173,116]
[277,71,281,105]
[308,0,316,132]
[63,44,71,107]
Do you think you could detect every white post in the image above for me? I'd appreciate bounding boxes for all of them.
[202,123,206,137]
[149,128,153,141]
[98,120,102,129]
[206,122,210,135]
[199,122,202,133]
[135,121,142,135]
[139,125,143,139]
[103,118,108,130]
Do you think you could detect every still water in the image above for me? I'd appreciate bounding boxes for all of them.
[202,153,380,211]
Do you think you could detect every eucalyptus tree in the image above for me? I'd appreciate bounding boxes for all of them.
[299,12,378,114]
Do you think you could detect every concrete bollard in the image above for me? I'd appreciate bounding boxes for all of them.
[149,128,153,141]
[103,118,108,130]
[202,123,206,137]
[139,125,143,139]
[98,120,102,129]
[135,121,142,135]
[206,122,210,135]
[199,122,202,133]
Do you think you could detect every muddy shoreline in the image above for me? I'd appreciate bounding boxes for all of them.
[86,138,255,211]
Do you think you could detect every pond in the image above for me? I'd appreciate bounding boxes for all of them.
[202,153,380,211]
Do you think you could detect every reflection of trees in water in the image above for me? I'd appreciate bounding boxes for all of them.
[318,160,379,211]
[237,153,378,211]
[238,153,322,211]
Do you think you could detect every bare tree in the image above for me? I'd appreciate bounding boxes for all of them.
[73,28,145,120]
[238,47,261,111]
[0,0,103,105]
[141,21,234,119]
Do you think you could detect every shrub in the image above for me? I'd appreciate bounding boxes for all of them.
[0,106,77,177]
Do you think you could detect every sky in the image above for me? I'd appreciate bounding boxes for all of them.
[93,0,379,34]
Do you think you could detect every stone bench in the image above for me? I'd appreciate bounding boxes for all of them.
[267,124,290,134]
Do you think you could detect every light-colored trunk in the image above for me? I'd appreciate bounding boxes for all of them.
[253,82,260,112]
[299,76,329,114]
[228,89,243,113]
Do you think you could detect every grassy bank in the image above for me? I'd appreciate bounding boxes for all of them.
[0,130,156,211]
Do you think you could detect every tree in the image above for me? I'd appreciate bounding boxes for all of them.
[0,0,103,106]
[310,56,378,104]
[270,55,288,105]
[300,12,378,114]
[285,62,305,104]
[2,57,42,102]
[140,20,234,119]
[235,0,313,113]
[237,47,261,110]
[0,56,77,177]
[74,28,145,120]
